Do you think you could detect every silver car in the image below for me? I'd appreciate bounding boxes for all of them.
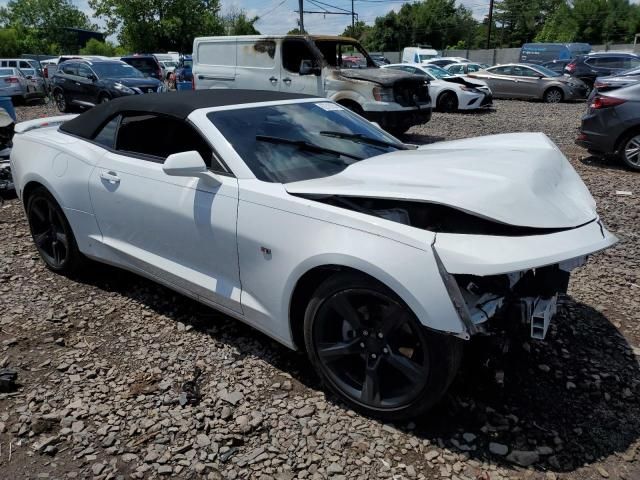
[469,63,588,103]
[0,67,32,103]
[20,68,48,97]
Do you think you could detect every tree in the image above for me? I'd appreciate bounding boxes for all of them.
[79,38,121,56]
[492,0,564,47]
[89,0,225,53]
[224,9,260,35]
[341,21,371,43]
[0,29,20,57]
[0,0,94,54]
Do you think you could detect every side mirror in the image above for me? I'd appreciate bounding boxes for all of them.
[163,151,208,177]
[88,74,97,81]
[300,60,320,76]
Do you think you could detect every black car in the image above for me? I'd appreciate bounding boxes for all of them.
[541,59,571,74]
[565,52,640,90]
[576,83,640,171]
[51,59,165,113]
[121,55,164,81]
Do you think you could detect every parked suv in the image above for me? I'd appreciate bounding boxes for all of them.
[193,35,432,134]
[121,55,164,81]
[51,59,164,112]
[565,52,640,90]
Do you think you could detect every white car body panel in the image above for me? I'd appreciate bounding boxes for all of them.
[382,64,491,110]
[9,98,617,351]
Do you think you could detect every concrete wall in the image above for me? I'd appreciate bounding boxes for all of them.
[377,43,640,66]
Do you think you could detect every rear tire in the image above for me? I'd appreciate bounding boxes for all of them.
[26,187,85,274]
[303,271,463,420]
[437,92,459,112]
[543,87,563,104]
[617,131,640,171]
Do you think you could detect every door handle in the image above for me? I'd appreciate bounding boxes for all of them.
[100,171,120,184]
[74,81,81,86]
[269,76,279,84]
[283,77,292,84]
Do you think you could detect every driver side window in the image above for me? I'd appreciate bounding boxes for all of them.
[282,40,315,74]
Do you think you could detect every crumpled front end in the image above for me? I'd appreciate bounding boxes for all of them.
[433,219,618,339]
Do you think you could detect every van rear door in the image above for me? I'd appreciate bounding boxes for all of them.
[193,39,237,89]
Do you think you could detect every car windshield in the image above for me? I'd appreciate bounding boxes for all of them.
[533,65,562,77]
[208,102,404,183]
[163,61,176,68]
[423,65,451,79]
[181,59,193,68]
[620,66,640,76]
[21,68,35,76]
[419,54,437,61]
[92,63,145,79]
[0,68,14,76]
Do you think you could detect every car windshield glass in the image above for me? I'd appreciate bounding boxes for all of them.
[620,66,640,76]
[21,68,35,76]
[182,59,193,68]
[533,65,561,77]
[92,63,145,78]
[419,54,436,61]
[423,65,450,79]
[208,102,403,183]
[0,68,14,76]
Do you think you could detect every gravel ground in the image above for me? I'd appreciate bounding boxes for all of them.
[0,99,639,480]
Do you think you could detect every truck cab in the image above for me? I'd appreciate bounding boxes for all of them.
[192,35,432,134]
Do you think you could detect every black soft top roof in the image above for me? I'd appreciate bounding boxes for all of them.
[60,89,315,140]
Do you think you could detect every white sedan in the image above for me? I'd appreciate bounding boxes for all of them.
[10,90,616,420]
[383,63,493,112]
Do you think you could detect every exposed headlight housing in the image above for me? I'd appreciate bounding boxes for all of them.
[460,85,479,93]
[114,83,135,94]
[372,86,395,102]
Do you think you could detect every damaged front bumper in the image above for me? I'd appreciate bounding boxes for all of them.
[433,219,617,340]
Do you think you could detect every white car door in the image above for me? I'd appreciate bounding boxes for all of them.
[279,37,323,95]
[235,38,281,91]
[87,113,243,313]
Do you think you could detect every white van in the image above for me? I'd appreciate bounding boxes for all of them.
[402,47,440,64]
[192,35,432,134]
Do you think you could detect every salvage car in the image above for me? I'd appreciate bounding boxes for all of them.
[51,59,165,112]
[10,90,617,420]
[469,63,587,102]
[383,63,492,112]
[591,66,640,95]
[192,35,431,135]
[576,83,640,171]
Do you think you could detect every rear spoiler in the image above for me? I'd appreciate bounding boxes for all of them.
[14,114,79,134]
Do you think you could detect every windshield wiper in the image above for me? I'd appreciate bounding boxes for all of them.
[319,131,408,150]
[256,135,364,160]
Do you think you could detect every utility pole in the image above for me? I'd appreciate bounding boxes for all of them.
[351,0,355,31]
[486,0,494,49]
[299,0,305,33]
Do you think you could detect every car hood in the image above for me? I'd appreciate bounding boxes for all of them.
[285,133,597,229]
[338,68,422,87]
[104,77,161,87]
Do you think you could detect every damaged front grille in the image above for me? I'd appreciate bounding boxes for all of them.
[393,80,429,107]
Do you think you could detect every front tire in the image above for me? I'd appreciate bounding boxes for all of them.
[437,92,459,112]
[54,90,70,113]
[304,272,463,420]
[617,131,640,171]
[544,87,563,104]
[26,187,85,274]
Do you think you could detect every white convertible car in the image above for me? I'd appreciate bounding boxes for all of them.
[10,90,616,419]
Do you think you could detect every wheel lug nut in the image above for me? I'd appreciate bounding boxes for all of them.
[371,353,377,359]
[359,342,365,348]
[363,330,369,336]
[377,332,383,339]
[383,347,388,354]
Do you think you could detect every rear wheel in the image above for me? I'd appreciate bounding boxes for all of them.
[617,131,640,171]
[544,87,563,104]
[54,90,70,113]
[304,272,463,420]
[437,92,459,112]
[26,187,85,274]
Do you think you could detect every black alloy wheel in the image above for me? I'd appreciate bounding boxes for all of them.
[438,92,459,112]
[27,188,84,273]
[54,91,69,113]
[304,272,462,420]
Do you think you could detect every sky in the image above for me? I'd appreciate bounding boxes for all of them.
[0,0,493,38]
